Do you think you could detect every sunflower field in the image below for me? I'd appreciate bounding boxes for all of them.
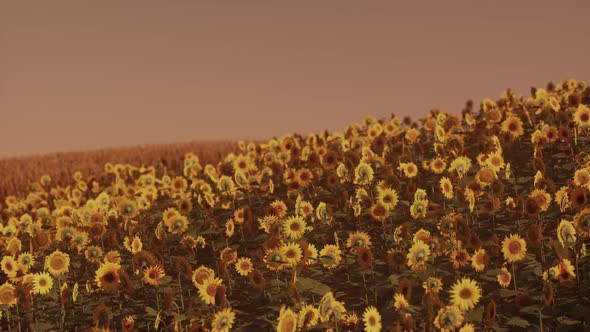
[1,79,590,331]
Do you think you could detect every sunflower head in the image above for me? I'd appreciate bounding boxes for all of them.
[449,277,481,311]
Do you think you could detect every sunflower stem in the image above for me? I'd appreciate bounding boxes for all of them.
[512,262,518,296]
[362,271,369,305]
[178,273,185,311]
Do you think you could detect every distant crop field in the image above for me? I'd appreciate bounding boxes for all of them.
[0,140,238,201]
[0,79,589,331]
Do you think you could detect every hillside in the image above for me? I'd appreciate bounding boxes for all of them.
[0,140,238,201]
[0,79,589,331]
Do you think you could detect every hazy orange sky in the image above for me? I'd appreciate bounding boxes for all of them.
[1,1,589,158]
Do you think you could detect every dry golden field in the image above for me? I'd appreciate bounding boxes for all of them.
[0,79,589,331]
[0,140,238,201]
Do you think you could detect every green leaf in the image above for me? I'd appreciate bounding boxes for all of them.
[506,316,531,328]
[145,306,158,316]
[296,277,331,296]
[557,316,581,325]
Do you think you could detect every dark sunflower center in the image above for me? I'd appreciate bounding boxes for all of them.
[104,272,116,283]
[460,288,471,299]
[509,241,521,254]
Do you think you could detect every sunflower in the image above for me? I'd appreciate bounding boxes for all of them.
[362,306,381,332]
[346,231,372,252]
[234,257,253,277]
[46,250,70,276]
[423,276,443,295]
[485,150,505,172]
[32,271,54,295]
[164,214,189,235]
[400,162,418,178]
[450,247,470,269]
[354,162,374,185]
[319,244,342,269]
[143,264,165,286]
[280,242,303,267]
[0,282,16,306]
[406,240,430,271]
[574,208,590,237]
[439,177,454,199]
[449,278,481,311]
[530,189,551,212]
[574,104,590,127]
[95,261,121,291]
[130,236,143,254]
[430,157,447,174]
[471,249,487,272]
[264,249,285,271]
[85,245,104,264]
[276,306,297,332]
[192,266,215,288]
[283,215,307,240]
[17,252,35,271]
[1,256,18,278]
[298,304,320,329]
[369,203,388,222]
[449,156,472,179]
[393,293,409,311]
[497,267,511,288]
[501,234,527,263]
[269,200,288,219]
[556,259,576,283]
[356,247,374,270]
[459,323,475,332]
[248,269,266,290]
[574,168,590,188]
[557,219,577,247]
[198,276,223,305]
[217,175,235,194]
[501,115,525,138]
[410,199,428,220]
[211,307,236,332]
[295,168,314,187]
[225,219,235,237]
[376,187,399,211]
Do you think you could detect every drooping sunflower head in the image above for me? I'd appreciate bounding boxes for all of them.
[406,240,431,271]
[557,219,577,248]
[471,248,488,272]
[497,267,512,288]
[319,244,342,270]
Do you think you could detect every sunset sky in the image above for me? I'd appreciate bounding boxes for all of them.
[1,1,589,157]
